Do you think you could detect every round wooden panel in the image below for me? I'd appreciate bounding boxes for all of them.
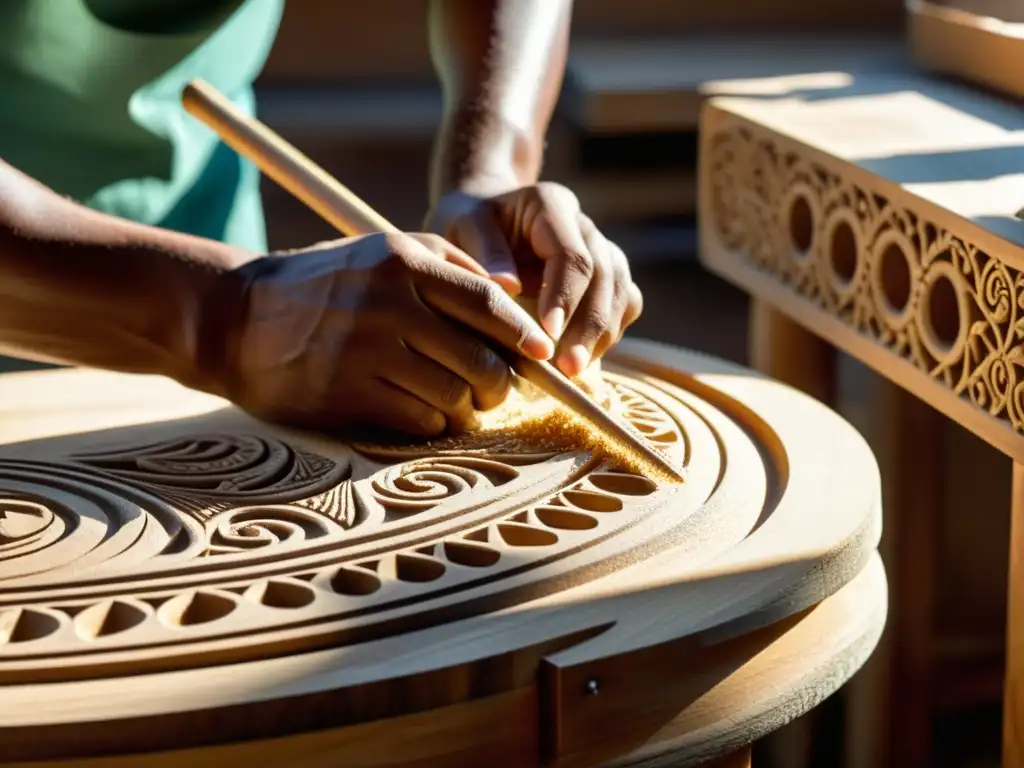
[0,339,883,764]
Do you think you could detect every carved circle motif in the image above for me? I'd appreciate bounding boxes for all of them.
[0,376,705,682]
[708,123,1024,432]
[823,208,863,301]
[784,183,817,261]
[871,229,920,330]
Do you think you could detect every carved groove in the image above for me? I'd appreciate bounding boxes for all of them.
[708,123,1024,435]
[0,379,699,680]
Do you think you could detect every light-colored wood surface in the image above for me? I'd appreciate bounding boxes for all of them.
[873,381,944,766]
[749,301,836,405]
[0,340,883,763]
[560,36,905,133]
[700,69,1024,462]
[909,0,1024,101]
[184,78,686,483]
[1007,463,1024,767]
[699,62,1024,766]
[747,301,836,768]
[3,556,884,768]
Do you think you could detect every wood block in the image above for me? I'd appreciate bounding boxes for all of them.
[561,36,905,134]
[699,68,1024,461]
[909,0,1024,101]
[0,341,884,764]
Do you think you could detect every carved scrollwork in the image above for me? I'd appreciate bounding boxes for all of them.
[0,379,704,680]
[71,434,350,519]
[707,124,1024,435]
[368,456,524,517]
[0,463,207,581]
[203,506,346,556]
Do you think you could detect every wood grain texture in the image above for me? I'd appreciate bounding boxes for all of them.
[3,557,884,768]
[184,79,684,483]
[747,300,837,768]
[560,36,904,134]
[909,0,1024,100]
[699,64,1024,765]
[699,70,1024,462]
[749,300,836,405]
[1007,463,1024,767]
[0,340,884,764]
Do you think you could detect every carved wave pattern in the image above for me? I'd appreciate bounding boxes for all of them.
[0,380,691,676]
[708,124,1024,434]
[71,434,350,521]
[0,462,207,582]
[0,467,664,678]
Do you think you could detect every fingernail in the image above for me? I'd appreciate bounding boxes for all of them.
[520,329,555,360]
[545,307,565,340]
[561,344,591,378]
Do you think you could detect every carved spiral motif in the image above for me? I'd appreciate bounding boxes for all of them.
[707,122,1024,434]
[72,434,349,513]
[0,463,206,582]
[204,506,345,555]
[369,457,523,515]
[0,378,696,681]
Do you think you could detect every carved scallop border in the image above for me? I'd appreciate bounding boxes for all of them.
[0,378,697,679]
[704,120,1024,436]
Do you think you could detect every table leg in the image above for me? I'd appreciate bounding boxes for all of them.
[748,299,836,404]
[748,300,836,768]
[1005,464,1024,766]
[876,382,941,767]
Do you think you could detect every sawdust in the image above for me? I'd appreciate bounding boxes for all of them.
[452,378,682,484]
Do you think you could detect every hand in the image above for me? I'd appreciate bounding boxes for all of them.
[209,232,554,438]
[425,182,643,379]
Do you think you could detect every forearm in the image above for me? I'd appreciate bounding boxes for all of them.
[0,159,254,392]
[427,0,573,202]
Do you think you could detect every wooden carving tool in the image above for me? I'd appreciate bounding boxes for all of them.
[181,79,684,483]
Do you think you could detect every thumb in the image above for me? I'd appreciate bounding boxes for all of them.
[450,208,521,297]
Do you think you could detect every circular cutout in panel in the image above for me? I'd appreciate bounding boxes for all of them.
[919,260,967,361]
[788,194,814,255]
[830,221,858,283]
[821,210,863,300]
[870,230,919,329]
[872,230,921,329]
[880,243,912,314]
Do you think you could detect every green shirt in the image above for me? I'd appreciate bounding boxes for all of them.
[0,0,283,252]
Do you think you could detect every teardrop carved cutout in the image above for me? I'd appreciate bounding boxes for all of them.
[497,523,559,547]
[329,567,382,596]
[160,591,237,627]
[562,490,623,513]
[0,608,61,644]
[75,600,148,640]
[443,541,501,568]
[536,507,599,531]
[589,473,658,496]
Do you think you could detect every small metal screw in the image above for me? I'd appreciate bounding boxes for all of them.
[585,679,599,696]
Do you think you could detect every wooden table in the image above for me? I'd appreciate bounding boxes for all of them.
[699,67,1024,765]
[0,340,884,766]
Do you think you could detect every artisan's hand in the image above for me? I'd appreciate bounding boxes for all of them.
[214,233,554,437]
[426,182,643,379]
